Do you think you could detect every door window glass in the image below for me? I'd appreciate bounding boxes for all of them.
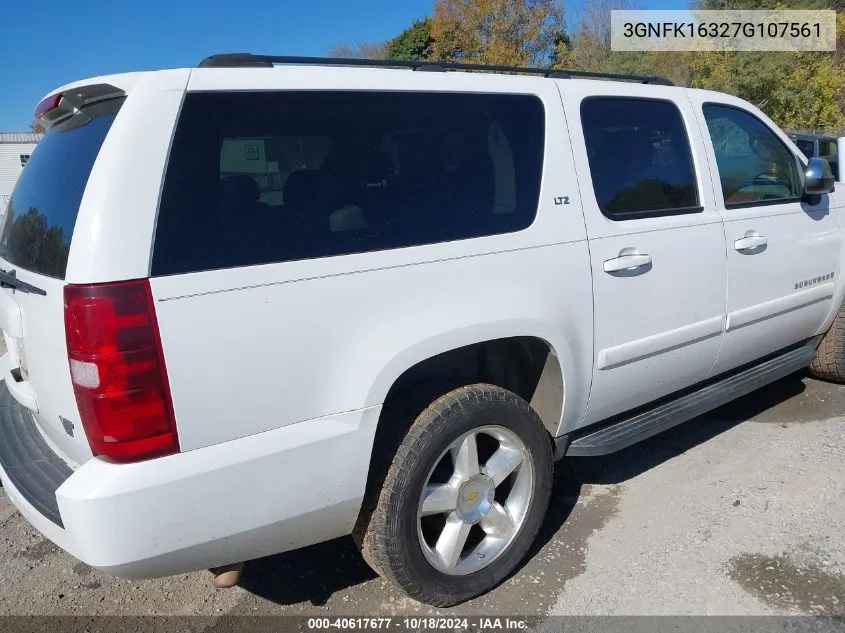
[703,105,801,207]
[581,98,700,220]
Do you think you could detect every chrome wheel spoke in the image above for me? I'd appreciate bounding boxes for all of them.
[480,501,514,538]
[435,513,472,569]
[452,432,480,480]
[483,446,524,487]
[421,484,458,516]
[418,425,535,576]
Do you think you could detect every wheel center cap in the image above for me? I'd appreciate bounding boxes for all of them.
[456,474,495,524]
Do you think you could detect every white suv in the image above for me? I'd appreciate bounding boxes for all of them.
[0,54,841,607]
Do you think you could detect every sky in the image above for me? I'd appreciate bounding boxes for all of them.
[0,0,687,131]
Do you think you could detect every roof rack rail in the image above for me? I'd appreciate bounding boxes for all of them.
[197,54,674,86]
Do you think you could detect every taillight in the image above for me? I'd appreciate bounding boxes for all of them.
[34,93,62,120]
[63,279,179,463]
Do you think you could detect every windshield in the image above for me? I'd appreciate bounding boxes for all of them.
[0,97,124,279]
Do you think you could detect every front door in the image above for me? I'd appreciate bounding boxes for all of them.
[561,85,727,426]
[689,96,842,376]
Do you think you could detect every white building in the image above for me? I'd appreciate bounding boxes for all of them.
[0,132,42,213]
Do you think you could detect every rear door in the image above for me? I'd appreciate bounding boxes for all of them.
[689,95,842,375]
[0,97,125,466]
[561,83,728,426]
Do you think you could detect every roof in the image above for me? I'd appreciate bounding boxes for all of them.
[0,133,43,144]
[197,54,675,86]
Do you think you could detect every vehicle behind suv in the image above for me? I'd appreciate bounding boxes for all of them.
[0,55,842,607]
[789,132,840,180]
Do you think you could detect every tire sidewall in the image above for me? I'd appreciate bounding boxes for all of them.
[385,389,551,600]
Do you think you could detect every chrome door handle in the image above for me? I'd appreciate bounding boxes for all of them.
[603,253,652,273]
[734,232,768,251]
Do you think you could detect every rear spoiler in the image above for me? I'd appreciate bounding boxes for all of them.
[35,83,125,130]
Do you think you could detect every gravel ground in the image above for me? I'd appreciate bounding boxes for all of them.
[0,369,843,620]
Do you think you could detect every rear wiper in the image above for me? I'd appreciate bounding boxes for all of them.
[0,269,46,296]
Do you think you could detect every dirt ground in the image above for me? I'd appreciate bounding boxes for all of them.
[0,370,843,620]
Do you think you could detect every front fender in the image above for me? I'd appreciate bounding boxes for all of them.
[816,204,845,335]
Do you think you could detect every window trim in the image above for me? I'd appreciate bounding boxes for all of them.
[580,95,704,222]
[702,102,805,211]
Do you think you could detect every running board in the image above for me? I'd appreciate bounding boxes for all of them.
[563,336,821,457]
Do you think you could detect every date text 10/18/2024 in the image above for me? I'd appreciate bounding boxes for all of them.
[307,617,531,631]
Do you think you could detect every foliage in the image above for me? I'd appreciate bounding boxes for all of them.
[682,50,845,132]
[4,207,69,274]
[387,18,435,60]
[327,0,845,134]
[327,41,389,60]
[555,0,845,134]
[557,0,638,71]
[430,0,564,66]
[679,0,845,132]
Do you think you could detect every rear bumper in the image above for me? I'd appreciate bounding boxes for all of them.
[0,385,381,578]
[0,383,72,526]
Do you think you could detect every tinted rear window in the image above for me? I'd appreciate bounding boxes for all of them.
[152,91,545,276]
[0,98,123,279]
[794,138,815,158]
[581,98,699,220]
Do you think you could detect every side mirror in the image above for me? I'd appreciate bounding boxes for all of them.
[804,157,835,196]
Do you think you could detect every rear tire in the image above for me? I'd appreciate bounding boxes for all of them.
[810,303,845,382]
[355,384,553,607]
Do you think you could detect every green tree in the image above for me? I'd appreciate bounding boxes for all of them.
[555,0,845,134]
[387,18,435,60]
[684,0,845,132]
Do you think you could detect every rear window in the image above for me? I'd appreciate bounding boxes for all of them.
[794,138,815,158]
[152,91,545,276]
[0,98,123,279]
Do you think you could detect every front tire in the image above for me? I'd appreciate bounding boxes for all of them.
[356,384,553,607]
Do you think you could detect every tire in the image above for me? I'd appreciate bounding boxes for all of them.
[356,383,553,607]
[810,303,845,382]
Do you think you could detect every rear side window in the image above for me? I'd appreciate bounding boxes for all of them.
[581,98,700,220]
[152,91,545,276]
[821,140,837,157]
[0,98,124,279]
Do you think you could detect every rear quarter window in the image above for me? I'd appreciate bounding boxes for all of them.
[151,91,545,276]
[0,98,124,279]
[820,140,837,157]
